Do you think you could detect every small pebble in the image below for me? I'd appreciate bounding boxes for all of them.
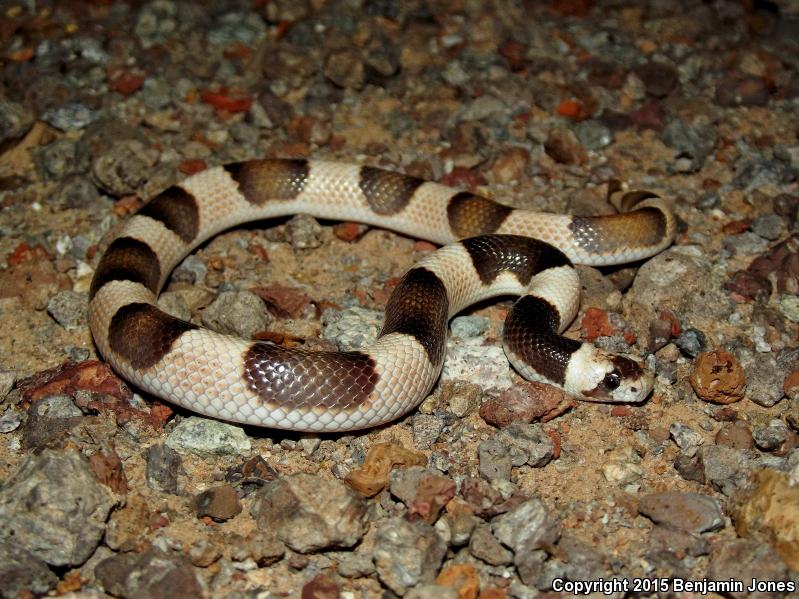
[324,48,365,89]
[497,423,555,468]
[752,419,789,452]
[406,584,459,599]
[251,473,367,553]
[544,127,587,164]
[322,306,381,351]
[716,421,755,450]
[230,531,285,566]
[42,102,98,131]
[669,423,705,457]
[172,254,208,284]
[46,290,87,330]
[412,413,445,449]
[165,416,251,457]
[690,350,746,404]
[0,540,57,597]
[0,450,114,567]
[477,439,512,482]
[751,213,786,241]
[674,328,707,358]
[0,370,15,400]
[601,445,643,487]
[0,410,22,433]
[715,74,771,107]
[194,484,243,521]
[96,547,203,599]
[146,443,181,494]
[490,147,530,183]
[372,517,447,596]
[299,435,321,456]
[661,120,718,173]
[638,491,723,533]
[469,524,513,566]
[635,61,679,98]
[780,296,799,323]
[337,552,375,578]
[700,445,750,496]
[0,99,34,143]
[744,354,785,407]
[202,290,271,338]
[450,315,489,339]
[574,119,613,150]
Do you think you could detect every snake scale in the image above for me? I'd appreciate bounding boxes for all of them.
[88,159,676,431]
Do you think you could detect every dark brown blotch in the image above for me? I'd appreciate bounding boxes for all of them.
[610,354,644,379]
[461,235,571,286]
[380,267,449,366]
[583,355,644,400]
[503,295,580,385]
[109,303,198,370]
[89,237,161,300]
[358,166,424,215]
[569,207,668,254]
[138,185,200,243]
[447,192,513,238]
[225,159,309,204]
[243,344,378,411]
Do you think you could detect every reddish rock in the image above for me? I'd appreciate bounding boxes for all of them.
[690,350,746,404]
[201,88,254,113]
[89,449,129,495]
[581,307,615,341]
[301,574,339,599]
[345,442,427,497]
[784,369,799,400]
[479,381,573,428]
[408,474,457,524]
[251,284,313,319]
[436,564,480,599]
[112,72,145,96]
[333,222,368,242]
[177,159,207,175]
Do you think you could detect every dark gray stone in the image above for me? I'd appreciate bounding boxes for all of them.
[0,450,115,567]
[468,524,513,566]
[372,517,447,595]
[251,473,367,553]
[498,423,555,468]
[0,539,57,598]
[699,445,751,496]
[752,419,790,451]
[201,290,271,339]
[96,547,204,599]
[47,290,87,331]
[146,443,181,494]
[0,99,34,143]
[478,438,512,481]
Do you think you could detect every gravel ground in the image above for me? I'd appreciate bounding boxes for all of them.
[1,1,799,597]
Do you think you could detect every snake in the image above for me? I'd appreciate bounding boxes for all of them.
[88,159,676,432]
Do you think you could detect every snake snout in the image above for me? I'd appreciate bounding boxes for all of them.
[578,351,654,403]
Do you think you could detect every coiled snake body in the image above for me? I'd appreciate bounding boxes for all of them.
[88,159,675,431]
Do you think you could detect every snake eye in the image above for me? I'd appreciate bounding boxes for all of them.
[603,371,621,390]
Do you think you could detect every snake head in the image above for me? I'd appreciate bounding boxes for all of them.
[566,346,653,403]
